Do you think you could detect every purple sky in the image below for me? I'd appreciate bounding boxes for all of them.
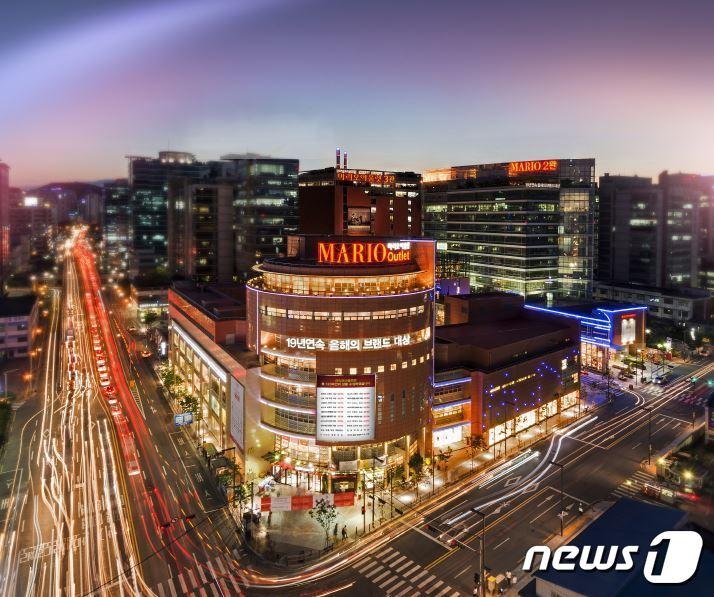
[1,0,713,187]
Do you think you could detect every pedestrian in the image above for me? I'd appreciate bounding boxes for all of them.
[267,511,272,526]
[333,523,338,542]
[341,525,347,541]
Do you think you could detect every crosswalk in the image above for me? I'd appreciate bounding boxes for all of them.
[612,470,655,500]
[352,546,462,596]
[154,550,245,597]
[675,392,709,408]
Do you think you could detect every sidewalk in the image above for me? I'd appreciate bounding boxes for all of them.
[238,400,610,566]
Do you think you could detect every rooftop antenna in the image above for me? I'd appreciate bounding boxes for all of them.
[336,147,341,170]
[343,150,348,169]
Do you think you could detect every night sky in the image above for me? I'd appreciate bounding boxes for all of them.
[1,0,713,186]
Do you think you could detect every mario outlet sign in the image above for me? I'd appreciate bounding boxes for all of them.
[317,241,411,265]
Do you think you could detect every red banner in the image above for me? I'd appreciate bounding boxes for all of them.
[259,492,356,512]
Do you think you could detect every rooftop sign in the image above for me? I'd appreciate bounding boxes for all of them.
[508,160,558,175]
[317,241,411,265]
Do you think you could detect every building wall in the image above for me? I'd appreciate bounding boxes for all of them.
[246,237,435,475]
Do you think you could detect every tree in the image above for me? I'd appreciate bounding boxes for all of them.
[233,483,251,515]
[143,311,160,327]
[159,365,183,399]
[309,498,337,547]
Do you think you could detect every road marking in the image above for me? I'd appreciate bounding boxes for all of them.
[356,559,380,573]
[425,580,444,594]
[529,502,559,524]
[411,569,429,583]
[395,559,413,573]
[389,555,407,568]
[385,579,405,592]
[493,537,511,550]
[383,551,401,563]
[372,569,391,583]
[418,574,436,589]
[365,565,385,579]
[394,587,413,597]
[403,564,421,578]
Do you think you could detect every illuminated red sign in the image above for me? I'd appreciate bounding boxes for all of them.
[620,313,637,319]
[508,160,558,175]
[317,242,411,265]
[336,170,396,185]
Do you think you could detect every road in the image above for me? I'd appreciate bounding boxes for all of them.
[249,360,712,597]
[0,234,248,596]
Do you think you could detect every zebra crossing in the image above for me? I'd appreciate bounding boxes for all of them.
[154,550,246,597]
[675,391,708,408]
[352,545,462,596]
[612,470,655,500]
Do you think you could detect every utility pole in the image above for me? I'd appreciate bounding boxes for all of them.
[371,457,376,527]
[641,405,652,465]
[550,461,564,536]
[472,508,487,597]
[503,400,515,456]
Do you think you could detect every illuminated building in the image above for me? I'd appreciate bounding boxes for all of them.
[221,155,299,281]
[598,172,709,291]
[299,160,421,238]
[128,151,208,278]
[0,295,38,359]
[168,181,235,284]
[167,155,299,284]
[8,189,53,274]
[246,235,435,491]
[101,179,131,273]
[524,302,646,373]
[433,293,580,449]
[423,159,595,300]
[0,161,10,288]
[168,282,260,476]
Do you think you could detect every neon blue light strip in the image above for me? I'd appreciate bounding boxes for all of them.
[434,377,471,388]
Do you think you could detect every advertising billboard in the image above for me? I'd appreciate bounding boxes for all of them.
[316,374,375,443]
[230,377,245,452]
[347,207,371,234]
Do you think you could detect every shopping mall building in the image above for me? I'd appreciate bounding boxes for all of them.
[246,235,435,492]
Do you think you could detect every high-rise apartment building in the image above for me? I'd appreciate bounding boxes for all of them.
[423,158,596,300]
[128,151,208,279]
[299,158,421,238]
[8,190,54,274]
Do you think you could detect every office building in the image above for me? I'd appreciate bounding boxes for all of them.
[246,235,435,491]
[167,181,235,284]
[598,172,705,291]
[433,293,580,450]
[299,159,421,238]
[221,155,299,280]
[423,159,595,300]
[0,161,10,288]
[101,179,132,272]
[128,151,208,279]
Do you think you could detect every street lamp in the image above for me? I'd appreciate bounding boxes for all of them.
[641,405,653,465]
[471,508,487,597]
[550,461,565,536]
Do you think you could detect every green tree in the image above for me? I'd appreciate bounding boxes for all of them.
[143,311,160,327]
[309,498,338,547]
[159,365,183,399]
[233,483,251,515]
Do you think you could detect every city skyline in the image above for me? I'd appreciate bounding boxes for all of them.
[2,0,714,187]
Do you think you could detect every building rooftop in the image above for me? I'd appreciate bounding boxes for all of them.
[0,295,37,318]
[526,302,647,322]
[435,316,570,350]
[170,282,246,321]
[534,498,700,597]
[594,282,711,299]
